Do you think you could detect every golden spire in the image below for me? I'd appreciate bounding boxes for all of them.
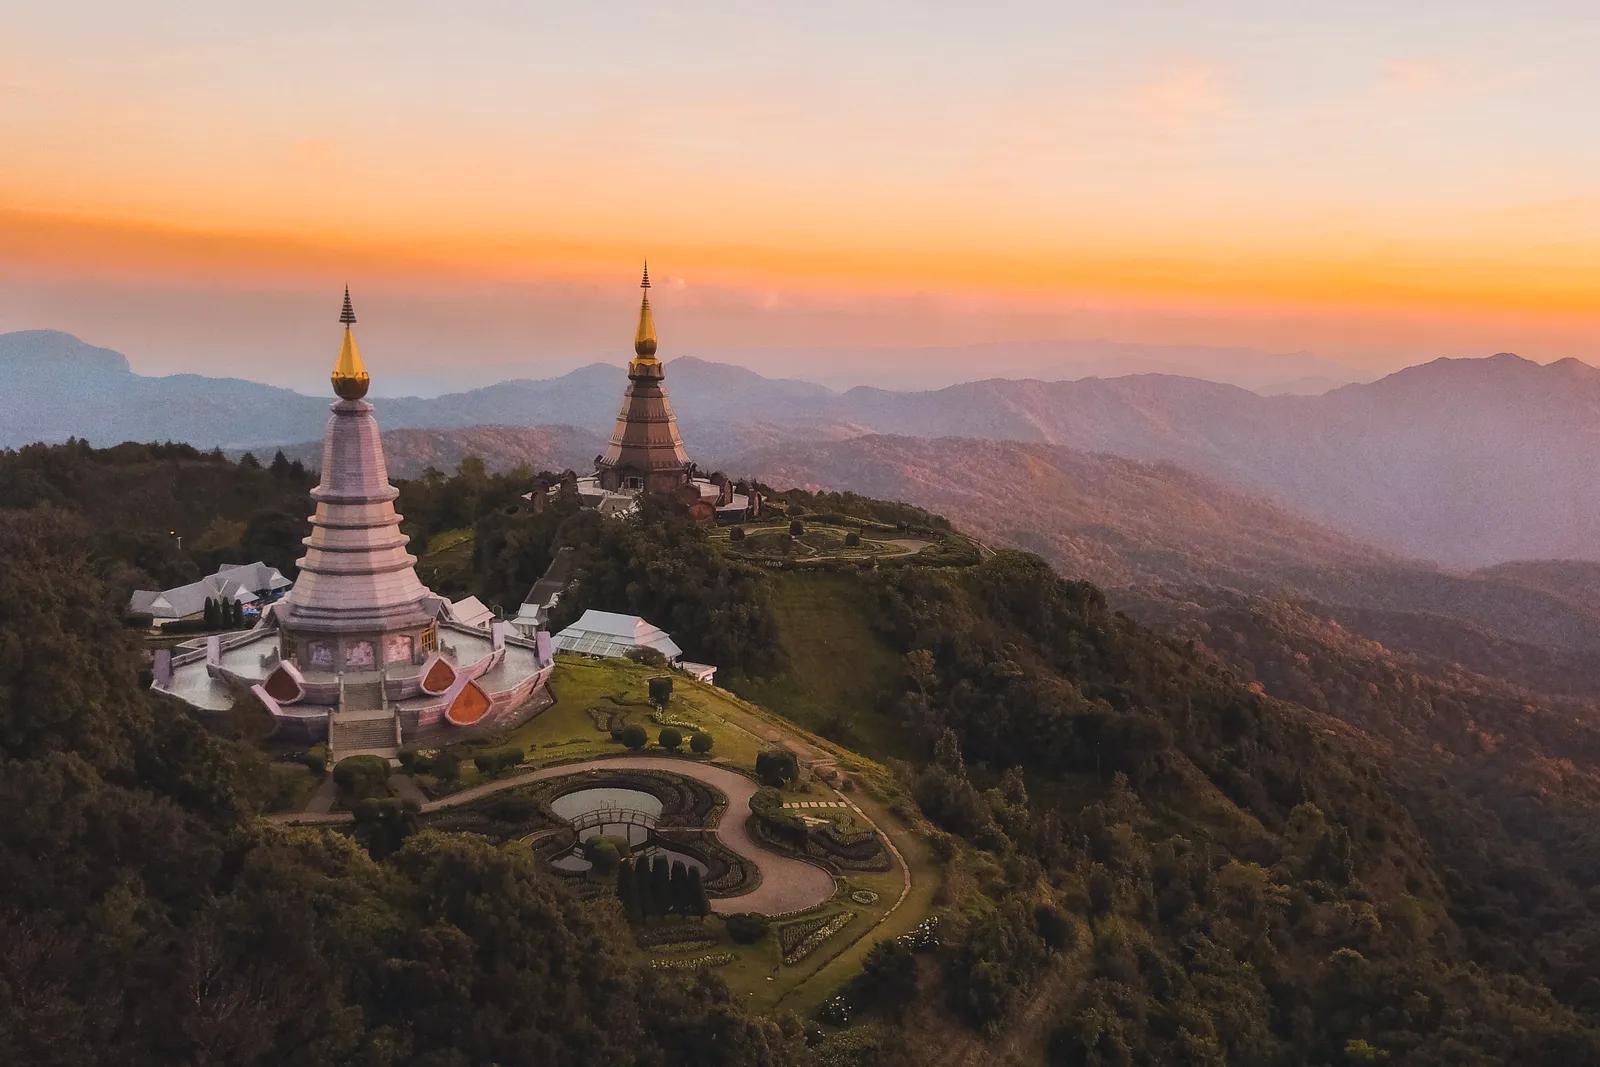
[331,286,370,400]
[633,261,658,360]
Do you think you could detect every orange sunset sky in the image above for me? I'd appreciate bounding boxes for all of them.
[4,3,1600,392]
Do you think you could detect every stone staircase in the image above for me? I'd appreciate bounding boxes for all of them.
[329,675,400,761]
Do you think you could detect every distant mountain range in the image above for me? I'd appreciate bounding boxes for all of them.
[6,328,1600,565]
[731,434,1600,671]
[268,424,608,480]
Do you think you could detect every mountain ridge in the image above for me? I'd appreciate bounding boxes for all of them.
[6,328,1600,565]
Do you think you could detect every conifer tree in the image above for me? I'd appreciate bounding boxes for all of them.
[203,596,219,629]
[650,855,671,916]
[669,860,690,915]
[633,854,656,918]
[617,860,641,921]
[685,866,710,919]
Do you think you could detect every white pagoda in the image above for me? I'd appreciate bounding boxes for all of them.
[154,291,554,758]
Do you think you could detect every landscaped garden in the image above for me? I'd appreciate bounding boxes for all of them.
[390,656,767,798]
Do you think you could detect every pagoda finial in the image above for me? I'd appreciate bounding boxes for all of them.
[633,261,658,360]
[331,287,370,400]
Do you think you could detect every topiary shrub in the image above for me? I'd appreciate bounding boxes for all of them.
[728,526,746,543]
[485,792,540,822]
[789,520,805,537]
[619,723,648,750]
[585,839,620,875]
[844,530,862,548]
[473,747,523,776]
[333,754,390,801]
[431,749,461,782]
[659,727,683,752]
[649,675,674,709]
[690,731,714,754]
[755,749,799,787]
[725,913,769,944]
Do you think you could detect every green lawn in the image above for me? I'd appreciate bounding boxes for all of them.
[732,570,909,760]
[769,788,941,1016]
[418,651,946,1017]
[421,657,771,795]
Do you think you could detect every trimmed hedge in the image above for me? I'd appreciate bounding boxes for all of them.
[725,913,769,944]
[472,747,523,775]
[333,755,390,801]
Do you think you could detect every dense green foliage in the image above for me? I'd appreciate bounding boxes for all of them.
[856,551,1600,1063]
[775,487,952,533]
[12,440,1600,1064]
[0,506,803,1065]
[1127,587,1600,1024]
[0,439,315,590]
[756,750,799,788]
[546,505,784,678]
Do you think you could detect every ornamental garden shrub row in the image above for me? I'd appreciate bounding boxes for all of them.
[649,952,733,970]
[651,831,756,895]
[725,913,769,944]
[635,922,719,950]
[780,911,855,965]
[650,709,701,730]
[472,747,523,775]
[333,754,390,801]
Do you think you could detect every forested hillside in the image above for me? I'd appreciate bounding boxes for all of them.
[6,445,1600,1064]
[467,480,1600,1063]
[845,555,1599,1063]
[0,506,803,1064]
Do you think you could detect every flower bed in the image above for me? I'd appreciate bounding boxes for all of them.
[897,915,942,951]
[649,952,733,971]
[749,810,892,874]
[650,709,701,731]
[636,922,719,950]
[849,889,879,905]
[779,911,855,965]
[805,833,892,872]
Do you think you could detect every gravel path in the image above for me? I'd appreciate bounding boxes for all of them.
[269,755,839,916]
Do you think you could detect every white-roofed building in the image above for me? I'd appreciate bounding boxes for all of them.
[450,596,495,629]
[553,609,684,662]
[129,561,291,624]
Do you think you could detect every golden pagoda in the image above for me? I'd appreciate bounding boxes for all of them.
[331,286,370,400]
[596,261,692,495]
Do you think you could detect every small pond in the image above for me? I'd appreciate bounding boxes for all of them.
[548,785,707,874]
[549,787,663,822]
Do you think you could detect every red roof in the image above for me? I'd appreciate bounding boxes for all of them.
[445,681,491,727]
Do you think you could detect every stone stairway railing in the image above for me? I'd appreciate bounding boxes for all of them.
[329,672,401,761]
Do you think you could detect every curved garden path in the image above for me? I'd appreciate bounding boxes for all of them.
[270,756,839,916]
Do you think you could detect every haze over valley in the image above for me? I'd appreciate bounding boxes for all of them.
[10,328,1599,567]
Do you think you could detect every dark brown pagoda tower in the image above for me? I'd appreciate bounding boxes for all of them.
[595,262,692,494]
